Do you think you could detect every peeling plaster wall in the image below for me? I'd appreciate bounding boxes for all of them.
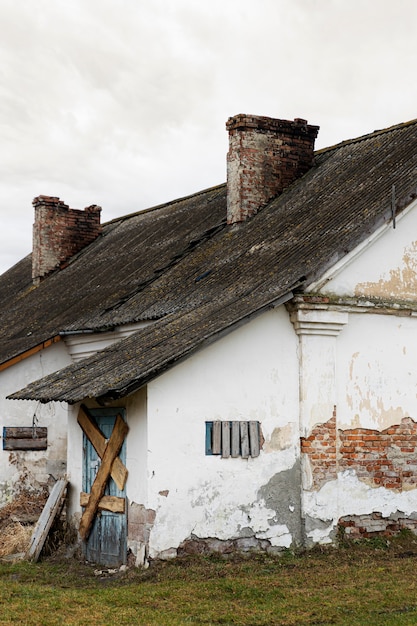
[144,307,300,559]
[300,305,417,544]
[295,201,417,545]
[301,418,417,545]
[333,313,417,537]
[337,313,417,432]
[0,342,70,506]
[301,313,417,545]
[316,198,417,301]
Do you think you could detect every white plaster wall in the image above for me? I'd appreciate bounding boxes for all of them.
[0,341,71,504]
[314,199,417,300]
[125,388,148,504]
[144,307,300,557]
[304,472,417,544]
[337,312,417,431]
[66,403,84,524]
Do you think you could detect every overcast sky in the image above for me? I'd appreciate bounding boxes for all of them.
[1,0,416,275]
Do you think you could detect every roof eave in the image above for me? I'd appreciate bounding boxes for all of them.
[7,291,297,405]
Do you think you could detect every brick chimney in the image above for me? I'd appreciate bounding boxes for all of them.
[226,114,319,224]
[32,195,102,284]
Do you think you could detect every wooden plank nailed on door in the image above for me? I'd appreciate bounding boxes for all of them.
[78,414,128,541]
[77,405,128,490]
[80,492,125,514]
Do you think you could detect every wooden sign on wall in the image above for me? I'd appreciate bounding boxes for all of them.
[2,427,47,451]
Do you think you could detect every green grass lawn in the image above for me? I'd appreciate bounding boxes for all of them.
[1,533,417,625]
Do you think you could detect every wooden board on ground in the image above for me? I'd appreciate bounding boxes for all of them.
[26,478,68,562]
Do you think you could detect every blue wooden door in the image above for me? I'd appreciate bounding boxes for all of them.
[83,408,127,567]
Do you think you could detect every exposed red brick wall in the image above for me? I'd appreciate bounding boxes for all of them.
[32,195,101,282]
[339,417,417,490]
[300,409,337,489]
[226,114,319,224]
[301,414,417,491]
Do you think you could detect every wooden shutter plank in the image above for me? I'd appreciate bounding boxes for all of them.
[222,421,231,458]
[26,478,67,562]
[212,420,222,455]
[240,422,250,458]
[249,421,260,457]
[231,421,240,457]
[80,492,125,514]
[205,422,213,455]
[78,414,128,541]
[77,406,128,491]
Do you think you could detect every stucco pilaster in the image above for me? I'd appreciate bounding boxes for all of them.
[290,308,348,437]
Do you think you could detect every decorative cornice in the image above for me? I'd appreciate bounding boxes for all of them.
[290,308,348,337]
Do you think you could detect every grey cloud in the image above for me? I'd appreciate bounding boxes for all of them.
[1,0,417,274]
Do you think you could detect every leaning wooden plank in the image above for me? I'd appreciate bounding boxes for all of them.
[78,415,128,541]
[26,478,68,562]
[77,406,128,491]
[80,492,126,514]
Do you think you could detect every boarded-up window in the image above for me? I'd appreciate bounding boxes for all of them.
[2,427,47,451]
[205,421,261,458]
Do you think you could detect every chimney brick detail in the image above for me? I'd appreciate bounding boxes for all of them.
[226,114,319,224]
[32,195,101,283]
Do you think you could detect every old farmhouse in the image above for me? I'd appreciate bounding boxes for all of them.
[1,113,417,566]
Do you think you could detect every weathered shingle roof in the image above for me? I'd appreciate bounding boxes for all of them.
[5,118,417,403]
[0,185,226,362]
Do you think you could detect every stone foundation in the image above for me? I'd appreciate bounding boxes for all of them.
[339,511,417,539]
[177,534,285,557]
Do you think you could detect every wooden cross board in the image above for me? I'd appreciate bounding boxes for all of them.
[77,406,128,490]
[77,406,129,541]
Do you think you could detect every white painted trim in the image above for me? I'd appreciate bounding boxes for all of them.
[63,322,152,362]
[290,309,349,337]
